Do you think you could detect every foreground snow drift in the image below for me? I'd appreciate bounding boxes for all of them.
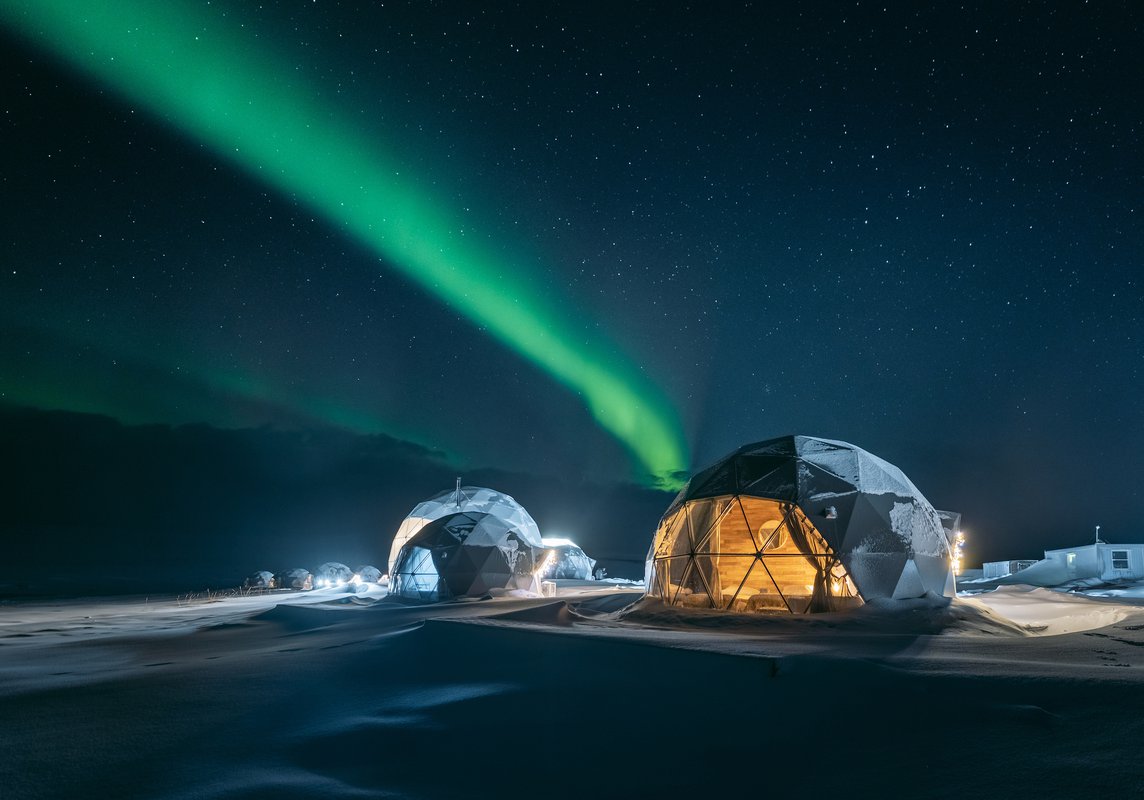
[3,585,1144,799]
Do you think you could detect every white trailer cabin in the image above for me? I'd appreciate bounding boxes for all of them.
[982,559,1038,580]
[1042,542,1144,582]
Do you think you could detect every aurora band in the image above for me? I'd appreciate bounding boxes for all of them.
[0,0,689,487]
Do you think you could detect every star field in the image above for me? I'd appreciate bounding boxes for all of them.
[1,1,1141,559]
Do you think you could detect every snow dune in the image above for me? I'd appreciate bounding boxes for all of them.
[3,584,1144,799]
[959,584,1135,635]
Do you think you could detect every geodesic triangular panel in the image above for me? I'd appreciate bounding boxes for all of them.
[741,436,798,458]
[652,507,689,560]
[852,448,919,498]
[688,496,734,554]
[463,517,511,548]
[391,544,444,600]
[467,548,511,595]
[736,455,791,492]
[890,498,948,560]
[839,493,903,555]
[842,550,909,600]
[687,459,737,499]
[807,492,859,552]
[798,462,860,503]
[891,559,926,599]
[796,437,860,484]
[913,552,953,596]
[740,497,789,551]
[439,548,481,597]
[751,558,777,599]
[738,459,798,502]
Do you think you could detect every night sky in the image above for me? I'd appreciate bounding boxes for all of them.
[1,1,1141,585]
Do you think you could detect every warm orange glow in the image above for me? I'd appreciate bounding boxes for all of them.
[648,496,863,613]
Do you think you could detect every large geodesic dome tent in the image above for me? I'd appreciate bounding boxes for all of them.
[645,435,953,614]
[388,485,543,601]
[390,511,542,601]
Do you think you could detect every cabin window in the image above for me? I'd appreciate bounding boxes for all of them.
[1112,550,1130,570]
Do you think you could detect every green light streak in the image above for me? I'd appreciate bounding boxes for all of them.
[1,0,689,487]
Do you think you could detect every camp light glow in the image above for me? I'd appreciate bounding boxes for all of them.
[534,550,558,580]
[952,531,967,576]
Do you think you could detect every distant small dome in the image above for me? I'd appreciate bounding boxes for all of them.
[538,539,597,580]
[275,568,312,590]
[355,565,383,583]
[243,570,275,589]
[314,562,353,587]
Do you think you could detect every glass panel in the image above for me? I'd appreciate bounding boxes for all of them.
[740,559,787,613]
[394,546,440,600]
[759,535,818,607]
[653,507,689,560]
[662,554,693,603]
[735,455,789,492]
[739,497,788,551]
[757,520,785,551]
[688,497,734,553]
[689,460,736,498]
[690,555,721,603]
[715,556,758,611]
[706,497,755,557]
[673,557,716,608]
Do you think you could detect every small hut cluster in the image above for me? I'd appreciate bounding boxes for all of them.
[242,562,384,591]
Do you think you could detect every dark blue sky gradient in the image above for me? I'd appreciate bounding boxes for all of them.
[1,1,1141,568]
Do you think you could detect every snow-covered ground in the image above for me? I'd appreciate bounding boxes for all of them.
[4,582,1144,799]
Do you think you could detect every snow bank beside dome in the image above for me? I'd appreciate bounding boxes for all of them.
[962,585,1134,635]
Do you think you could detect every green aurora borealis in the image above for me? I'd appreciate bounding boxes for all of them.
[0,0,689,487]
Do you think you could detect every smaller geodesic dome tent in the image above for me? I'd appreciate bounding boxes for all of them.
[390,511,542,601]
[354,565,383,584]
[275,568,313,590]
[645,435,953,614]
[538,537,597,580]
[243,570,275,589]
[314,562,353,588]
[388,484,541,576]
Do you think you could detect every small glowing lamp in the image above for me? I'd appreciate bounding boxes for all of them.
[951,530,967,576]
